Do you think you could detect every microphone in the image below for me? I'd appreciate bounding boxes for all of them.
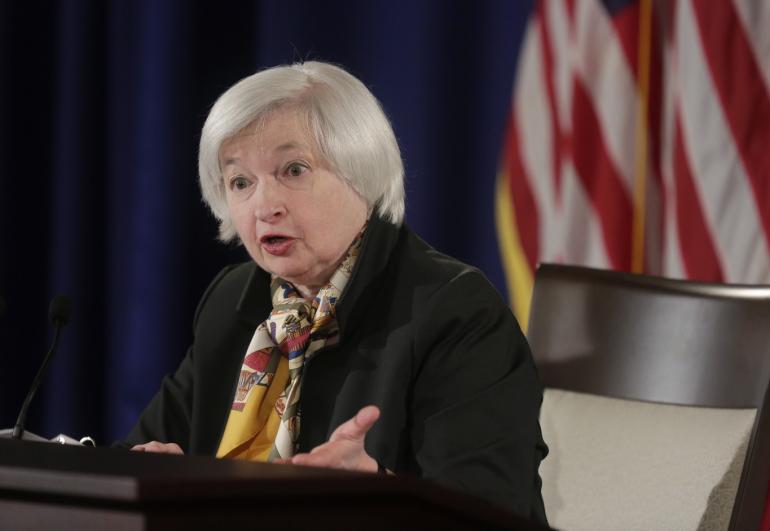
[49,295,72,326]
[12,295,72,440]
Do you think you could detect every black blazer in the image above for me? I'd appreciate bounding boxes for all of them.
[121,215,548,523]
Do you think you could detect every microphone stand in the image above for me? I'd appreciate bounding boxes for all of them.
[12,323,65,439]
[0,295,90,445]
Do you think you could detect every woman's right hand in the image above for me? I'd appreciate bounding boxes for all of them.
[130,441,184,454]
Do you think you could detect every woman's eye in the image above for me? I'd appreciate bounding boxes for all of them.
[230,176,249,190]
[285,162,307,178]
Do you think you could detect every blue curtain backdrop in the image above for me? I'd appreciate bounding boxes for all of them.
[0,0,533,444]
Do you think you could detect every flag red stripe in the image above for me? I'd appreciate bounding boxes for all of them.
[646,12,664,188]
[664,0,677,43]
[691,0,770,247]
[570,79,633,270]
[537,0,563,198]
[673,115,724,281]
[503,113,540,271]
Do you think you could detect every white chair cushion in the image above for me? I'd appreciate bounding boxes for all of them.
[540,388,756,531]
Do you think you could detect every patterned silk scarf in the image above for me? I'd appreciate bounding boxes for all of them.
[216,228,364,461]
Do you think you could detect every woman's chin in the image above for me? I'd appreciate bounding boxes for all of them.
[262,261,311,286]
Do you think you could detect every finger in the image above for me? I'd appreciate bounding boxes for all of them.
[291,451,335,468]
[290,453,310,465]
[130,441,183,454]
[131,442,157,452]
[163,442,184,454]
[291,442,378,473]
[354,405,381,430]
[329,405,380,442]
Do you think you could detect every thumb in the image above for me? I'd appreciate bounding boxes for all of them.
[329,405,381,442]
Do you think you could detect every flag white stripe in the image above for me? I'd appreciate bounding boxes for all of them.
[544,0,573,133]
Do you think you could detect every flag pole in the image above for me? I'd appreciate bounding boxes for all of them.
[632,0,653,273]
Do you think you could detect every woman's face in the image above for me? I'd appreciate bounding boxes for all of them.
[220,109,368,298]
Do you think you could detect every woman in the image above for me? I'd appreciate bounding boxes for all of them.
[123,61,548,523]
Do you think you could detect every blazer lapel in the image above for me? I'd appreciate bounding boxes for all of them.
[194,264,272,455]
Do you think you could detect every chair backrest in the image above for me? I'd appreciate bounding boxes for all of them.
[528,264,770,531]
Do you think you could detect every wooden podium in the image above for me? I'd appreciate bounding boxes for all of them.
[0,439,550,530]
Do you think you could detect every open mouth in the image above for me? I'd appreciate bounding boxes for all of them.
[260,235,294,255]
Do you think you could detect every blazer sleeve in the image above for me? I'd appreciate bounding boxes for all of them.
[114,265,237,452]
[117,346,195,451]
[410,269,548,523]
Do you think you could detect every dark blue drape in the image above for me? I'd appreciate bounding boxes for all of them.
[0,0,533,444]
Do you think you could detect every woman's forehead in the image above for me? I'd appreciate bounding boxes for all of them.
[220,109,317,162]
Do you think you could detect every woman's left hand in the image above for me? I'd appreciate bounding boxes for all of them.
[280,405,380,473]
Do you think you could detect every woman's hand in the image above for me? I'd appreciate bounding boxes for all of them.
[131,441,184,455]
[280,405,380,473]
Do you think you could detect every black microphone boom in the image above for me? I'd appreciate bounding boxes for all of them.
[12,295,72,440]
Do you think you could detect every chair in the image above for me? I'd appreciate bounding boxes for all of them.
[527,263,770,531]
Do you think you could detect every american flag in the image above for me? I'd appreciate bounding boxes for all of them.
[496,0,770,330]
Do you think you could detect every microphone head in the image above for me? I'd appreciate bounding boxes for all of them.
[49,295,72,326]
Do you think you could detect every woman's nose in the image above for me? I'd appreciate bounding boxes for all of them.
[252,177,287,222]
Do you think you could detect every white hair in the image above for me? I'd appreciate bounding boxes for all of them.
[198,61,405,241]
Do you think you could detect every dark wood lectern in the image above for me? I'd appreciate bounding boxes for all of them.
[0,439,550,530]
